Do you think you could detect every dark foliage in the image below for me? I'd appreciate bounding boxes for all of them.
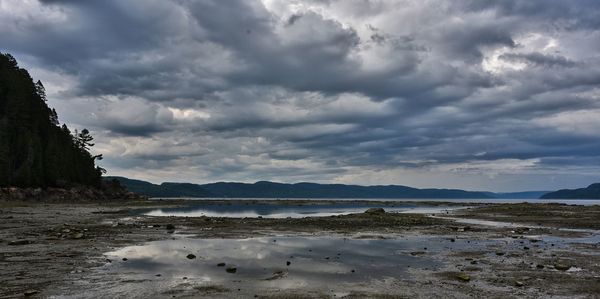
[0,53,103,188]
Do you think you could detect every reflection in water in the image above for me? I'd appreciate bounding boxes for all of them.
[99,236,448,296]
[143,203,465,218]
[89,233,600,297]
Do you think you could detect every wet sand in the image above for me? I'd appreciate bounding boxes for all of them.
[1,200,599,298]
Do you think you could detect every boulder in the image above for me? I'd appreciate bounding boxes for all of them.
[554,263,571,271]
[364,208,386,215]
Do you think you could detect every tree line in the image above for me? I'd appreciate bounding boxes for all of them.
[0,53,103,188]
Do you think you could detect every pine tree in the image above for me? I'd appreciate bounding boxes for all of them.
[0,52,103,188]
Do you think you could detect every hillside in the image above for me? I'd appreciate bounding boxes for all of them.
[540,183,600,199]
[0,53,103,188]
[106,177,495,199]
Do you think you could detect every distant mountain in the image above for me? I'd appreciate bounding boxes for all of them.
[105,177,214,198]
[106,177,496,199]
[490,191,551,199]
[540,183,600,199]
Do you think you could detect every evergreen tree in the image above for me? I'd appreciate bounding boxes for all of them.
[0,52,103,188]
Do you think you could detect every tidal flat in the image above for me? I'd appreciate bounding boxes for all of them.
[1,200,599,298]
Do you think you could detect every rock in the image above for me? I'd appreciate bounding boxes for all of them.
[536,264,544,269]
[8,239,31,246]
[72,233,84,239]
[226,267,237,273]
[410,251,426,256]
[286,261,291,266]
[217,262,226,267]
[24,290,38,297]
[495,252,505,256]
[166,224,175,230]
[554,263,571,271]
[456,273,471,282]
[515,281,524,287]
[364,208,385,215]
[122,258,128,261]
[186,254,196,259]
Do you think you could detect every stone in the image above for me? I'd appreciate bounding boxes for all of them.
[515,281,524,287]
[72,233,84,239]
[286,261,291,266]
[217,262,226,267]
[226,267,237,273]
[186,254,196,259]
[554,263,571,271]
[166,224,175,230]
[364,208,385,215]
[8,239,31,246]
[24,290,38,297]
[456,273,471,282]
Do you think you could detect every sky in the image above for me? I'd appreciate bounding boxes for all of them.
[2,0,600,191]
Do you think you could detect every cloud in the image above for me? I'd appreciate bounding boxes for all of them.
[2,0,600,191]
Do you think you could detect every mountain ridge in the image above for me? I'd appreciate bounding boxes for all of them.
[540,183,600,199]
[106,176,550,199]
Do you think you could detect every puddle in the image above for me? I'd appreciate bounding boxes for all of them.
[68,232,600,298]
[91,236,472,297]
[143,203,465,218]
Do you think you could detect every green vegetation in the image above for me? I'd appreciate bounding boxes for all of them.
[0,53,103,188]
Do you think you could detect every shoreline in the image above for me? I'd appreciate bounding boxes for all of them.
[1,199,599,298]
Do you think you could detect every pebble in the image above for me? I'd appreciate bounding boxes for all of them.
[457,273,471,282]
[186,254,196,259]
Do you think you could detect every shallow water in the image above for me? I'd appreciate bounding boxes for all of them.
[152,197,600,205]
[143,202,464,218]
[99,235,457,297]
[94,232,600,298]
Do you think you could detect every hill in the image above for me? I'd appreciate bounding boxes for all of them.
[540,183,600,199]
[0,53,103,188]
[490,191,550,199]
[106,177,495,199]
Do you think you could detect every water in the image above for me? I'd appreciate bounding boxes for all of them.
[152,197,600,205]
[143,202,465,218]
[97,235,449,297]
[92,233,600,298]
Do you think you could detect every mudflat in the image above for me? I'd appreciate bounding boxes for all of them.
[1,200,599,298]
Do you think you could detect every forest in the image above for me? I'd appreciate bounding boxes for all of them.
[0,53,103,188]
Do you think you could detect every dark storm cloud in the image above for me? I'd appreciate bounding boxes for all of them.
[2,0,600,190]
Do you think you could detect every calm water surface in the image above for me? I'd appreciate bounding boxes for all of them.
[144,202,466,218]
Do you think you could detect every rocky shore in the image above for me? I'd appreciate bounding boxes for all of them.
[1,199,599,298]
[0,182,146,202]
